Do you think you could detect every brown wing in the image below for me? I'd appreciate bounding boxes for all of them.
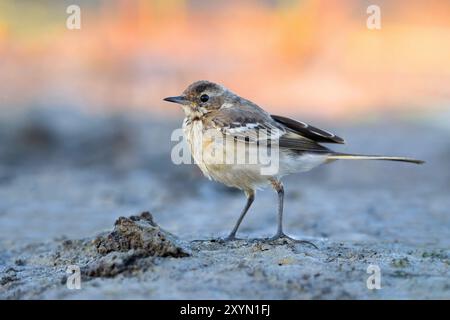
[271,115,345,144]
[210,107,285,143]
[209,109,332,153]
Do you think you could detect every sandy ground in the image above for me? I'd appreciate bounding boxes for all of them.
[0,109,449,299]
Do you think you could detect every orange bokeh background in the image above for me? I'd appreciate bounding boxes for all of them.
[0,0,449,120]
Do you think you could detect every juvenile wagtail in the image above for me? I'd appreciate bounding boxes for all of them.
[164,80,423,244]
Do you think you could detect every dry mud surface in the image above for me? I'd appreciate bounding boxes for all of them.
[0,110,449,299]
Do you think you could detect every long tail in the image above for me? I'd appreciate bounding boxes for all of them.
[327,153,424,164]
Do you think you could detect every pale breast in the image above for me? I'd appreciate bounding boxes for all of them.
[182,118,273,190]
[183,119,213,179]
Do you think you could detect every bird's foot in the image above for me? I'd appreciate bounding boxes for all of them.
[266,232,318,249]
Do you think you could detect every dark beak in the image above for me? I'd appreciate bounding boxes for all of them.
[163,96,188,105]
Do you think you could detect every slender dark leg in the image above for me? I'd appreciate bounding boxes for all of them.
[270,179,285,239]
[225,190,255,240]
[269,179,317,248]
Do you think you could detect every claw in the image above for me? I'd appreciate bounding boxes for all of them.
[267,233,318,249]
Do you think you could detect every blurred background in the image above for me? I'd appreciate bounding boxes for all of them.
[0,0,449,246]
[1,0,450,118]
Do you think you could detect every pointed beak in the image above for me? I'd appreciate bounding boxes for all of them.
[163,95,188,105]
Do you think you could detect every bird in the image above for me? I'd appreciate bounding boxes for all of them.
[163,80,424,245]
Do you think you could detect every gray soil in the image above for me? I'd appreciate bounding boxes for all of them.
[0,109,449,299]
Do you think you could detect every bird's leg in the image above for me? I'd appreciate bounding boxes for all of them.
[269,179,317,248]
[225,190,255,241]
[270,179,285,239]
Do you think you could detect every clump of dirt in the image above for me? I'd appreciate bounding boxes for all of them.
[0,268,19,286]
[93,212,189,258]
[84,251,149,278]
[41,212,190,279]
[80,212,189,277]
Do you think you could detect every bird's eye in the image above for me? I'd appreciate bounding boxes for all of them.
[200,94,209,103]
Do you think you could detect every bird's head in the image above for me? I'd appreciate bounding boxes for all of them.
[163,80,232,118]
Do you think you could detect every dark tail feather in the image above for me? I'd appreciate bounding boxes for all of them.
[327,153,424,164]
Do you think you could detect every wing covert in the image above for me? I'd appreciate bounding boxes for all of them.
[271,114,345,144]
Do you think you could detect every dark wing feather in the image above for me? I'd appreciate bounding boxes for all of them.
[210,109,331,153]
[277,136,331,153]
[207,99,340,153]
[271,115,345,144]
